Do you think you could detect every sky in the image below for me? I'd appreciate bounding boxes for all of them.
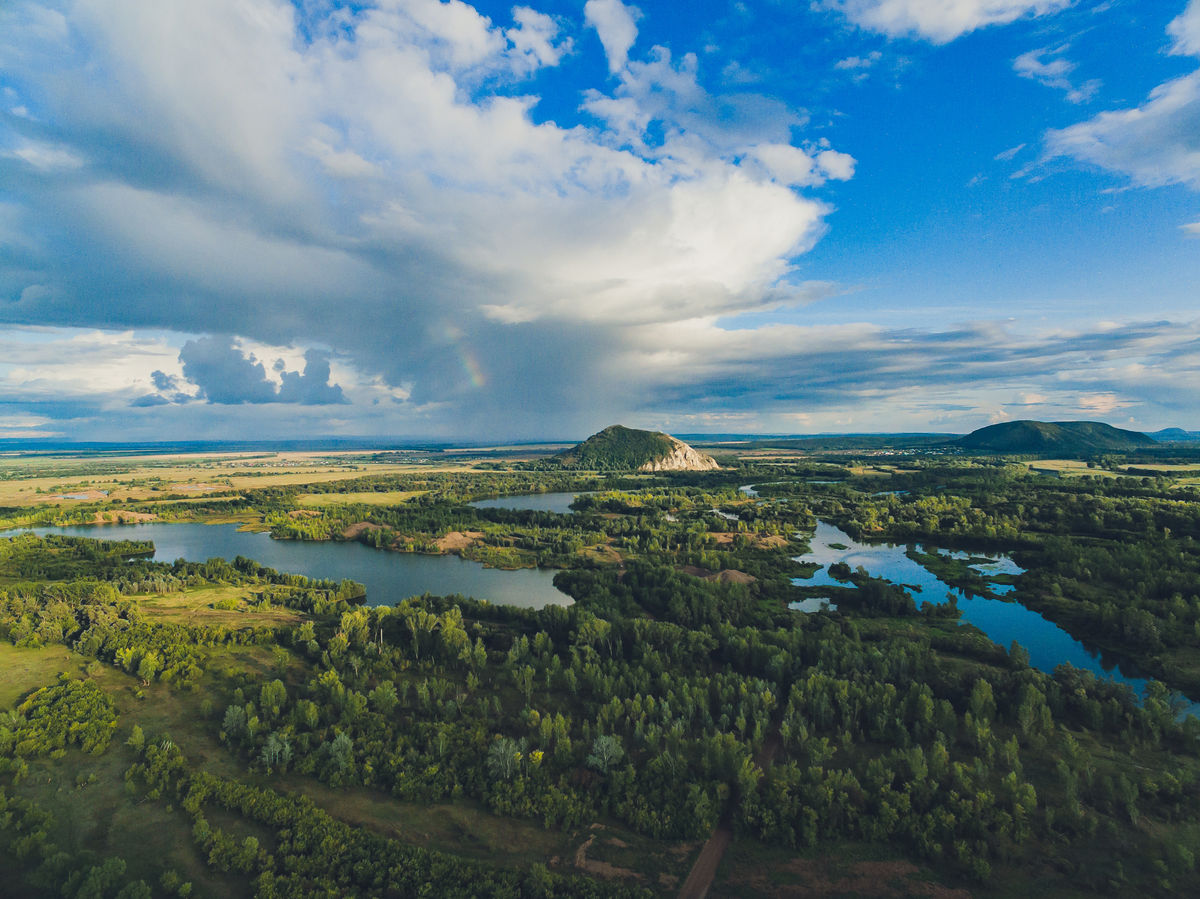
[0,0,1198,442]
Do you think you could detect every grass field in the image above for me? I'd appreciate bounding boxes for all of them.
[0,643,84,707]
[712,839,983,899]
[1023,460,1119,478]
[278,777,571,864]
[0,652,251,896]
[131,585,304,627]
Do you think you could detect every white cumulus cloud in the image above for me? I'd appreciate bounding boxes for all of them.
[1013,45,1100,103]
[1046,70,1200,190]
[823,0,1071,44]
[0,0,853,438]
[584,0,641,73]
[1169,0,1200,57]
[1044,1,1200,190]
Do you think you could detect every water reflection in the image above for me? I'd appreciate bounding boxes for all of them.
[9,522,570,609]
[469,492,591,514]
[792,521,1195,712]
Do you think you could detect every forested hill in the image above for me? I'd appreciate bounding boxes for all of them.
[954,420,1156,453]
[552,425,719,471]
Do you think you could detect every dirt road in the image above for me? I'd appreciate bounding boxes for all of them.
[676,730,782,898]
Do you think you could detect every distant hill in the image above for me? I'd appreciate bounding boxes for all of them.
[1149,428,1200,443]
[728,433,952,452]
[553,425,719,471]
[954,420,1155,454]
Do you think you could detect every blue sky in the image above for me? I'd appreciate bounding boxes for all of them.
[0,0,1197,441]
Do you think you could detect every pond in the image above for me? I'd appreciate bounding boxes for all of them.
[469,492,592,514]
[10,522,570,609]
[793,521,1196,711]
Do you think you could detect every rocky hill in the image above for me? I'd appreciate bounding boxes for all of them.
[954,420,1155,454]
[553,425,719,471]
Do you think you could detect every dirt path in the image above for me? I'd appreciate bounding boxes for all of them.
[677,730,782,899]
[676,824,732,899]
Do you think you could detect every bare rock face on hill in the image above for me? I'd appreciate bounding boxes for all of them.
[638,435,720,472]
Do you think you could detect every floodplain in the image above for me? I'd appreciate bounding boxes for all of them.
[3,438,1200,897]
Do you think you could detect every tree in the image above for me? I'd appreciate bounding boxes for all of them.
[587,734,624,775]
[486,736,523,782]
[260,679,287,720]
[136,651,161,683]
[222,705,248,741]
[260,732,293,772]
[369,680,398,716]
[327,732,353,773]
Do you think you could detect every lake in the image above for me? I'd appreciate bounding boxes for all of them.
[10,522,570,609]
[469,492,591,514]
[793,521,1196,711]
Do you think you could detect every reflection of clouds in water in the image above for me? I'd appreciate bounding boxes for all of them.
[935,548,1025,577]
[789,597,838,613]
[791,521,1195,710]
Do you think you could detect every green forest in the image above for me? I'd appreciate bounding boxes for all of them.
[3,445,1200,896]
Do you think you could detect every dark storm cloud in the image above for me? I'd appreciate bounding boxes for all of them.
[277,350,348,405]
[151,370,179,391]
[178,336,345,405]
[179,336,280,405]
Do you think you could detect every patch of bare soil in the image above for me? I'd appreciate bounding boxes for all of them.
[573,831,643,882]
[435,530,484,552]
[710,569,756,585]
[711,532,787,550]
[756,535,788,548]
[342,521,382,539]
[681,565,757,585]
[590,544,623,565]
[287,509,321,519]
[728,858,971,899]
[89,510,157,524]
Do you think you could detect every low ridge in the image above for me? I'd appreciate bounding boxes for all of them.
[553,425,720,471]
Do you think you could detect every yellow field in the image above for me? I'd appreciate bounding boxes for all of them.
[846,465,897,476]
[1119,463,1200,473]
[1023,460,1118,478]
[296,489,427,507]
[0,450,473,508]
